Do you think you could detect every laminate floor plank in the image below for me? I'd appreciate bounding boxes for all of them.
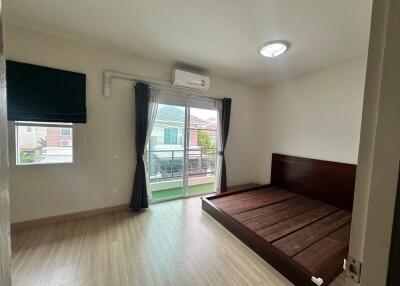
[12,197,346,286]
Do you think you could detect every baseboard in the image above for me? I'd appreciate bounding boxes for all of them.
[11,204,130,232]
[11,183,260,232]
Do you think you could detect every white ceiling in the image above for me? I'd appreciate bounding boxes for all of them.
[4,0,372,87]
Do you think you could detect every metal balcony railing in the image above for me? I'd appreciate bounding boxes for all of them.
[147,148,216,183]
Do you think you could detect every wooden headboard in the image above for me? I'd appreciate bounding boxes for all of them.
[270,153,357,211]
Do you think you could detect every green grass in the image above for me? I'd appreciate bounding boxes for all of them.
[151,182,214,201]
[20,151,37,164]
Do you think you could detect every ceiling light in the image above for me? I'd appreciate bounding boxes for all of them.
[258,41,289,58]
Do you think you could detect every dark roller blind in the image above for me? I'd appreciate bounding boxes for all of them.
[6,60,86,123]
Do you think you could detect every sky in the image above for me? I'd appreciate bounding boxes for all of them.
[190,108,217,122]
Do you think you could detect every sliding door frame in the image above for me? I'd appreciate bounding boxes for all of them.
[149,104,217,204]
[183,106,218,199]
[183,106,190,198]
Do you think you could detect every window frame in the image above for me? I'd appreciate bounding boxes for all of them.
[13,121,75,166]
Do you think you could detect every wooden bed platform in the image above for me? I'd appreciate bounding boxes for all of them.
[202,154,357,286]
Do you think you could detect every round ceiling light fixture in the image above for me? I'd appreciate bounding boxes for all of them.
[258,40,289,58]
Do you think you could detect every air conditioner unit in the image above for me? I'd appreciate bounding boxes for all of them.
[172,69,210,91]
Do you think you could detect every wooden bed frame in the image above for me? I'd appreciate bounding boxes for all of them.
[202,154,357,286]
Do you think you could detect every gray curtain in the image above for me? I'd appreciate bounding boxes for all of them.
[218,98,232,193]
[144,88,159,202]
[130,82,150,211]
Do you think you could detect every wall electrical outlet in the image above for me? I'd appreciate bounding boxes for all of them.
[110,153,119,160]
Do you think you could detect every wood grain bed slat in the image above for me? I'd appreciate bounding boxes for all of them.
[256,204,339,243]
[293,223,351,282]
[211,191,268,207]
[233,196,321,231]
[273,210,351,257]
[211,190,270,207]
[220,189,295,215]
[293,223,350,277]
[211,186,280,206]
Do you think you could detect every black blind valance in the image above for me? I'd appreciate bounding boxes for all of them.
[6,60,86,123]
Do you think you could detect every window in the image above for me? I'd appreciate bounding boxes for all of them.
[15,121,73,165]
[60,128,71,136]
[164,128,178,145]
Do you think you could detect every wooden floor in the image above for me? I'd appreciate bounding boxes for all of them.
[12,197,346,286]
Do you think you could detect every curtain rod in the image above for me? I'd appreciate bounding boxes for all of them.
[103,70,221,101]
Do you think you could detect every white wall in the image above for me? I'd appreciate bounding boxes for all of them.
[347,0,400,284]
[255,61,367,183]
[6,24,258,223]
[6,24,368,223]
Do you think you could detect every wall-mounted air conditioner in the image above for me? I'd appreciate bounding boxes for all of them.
[172,69,210,91]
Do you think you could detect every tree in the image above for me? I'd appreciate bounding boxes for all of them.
[197,130,215,153]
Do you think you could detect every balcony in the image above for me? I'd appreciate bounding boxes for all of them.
[148,148,216,201]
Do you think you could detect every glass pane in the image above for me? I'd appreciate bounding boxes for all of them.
[187,107,217,196]
[16,124,73,165]
[148,104,185,201]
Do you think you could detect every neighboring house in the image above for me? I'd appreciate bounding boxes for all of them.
[19,126,72,149]
[17,125,72,164]
[18,126,47,150]
[149,105,217,182]
[47,127,72,147]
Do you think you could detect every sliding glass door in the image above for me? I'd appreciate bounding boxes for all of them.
[186,107,217,197]
[147,104,217,202]
[148,104,185,201]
